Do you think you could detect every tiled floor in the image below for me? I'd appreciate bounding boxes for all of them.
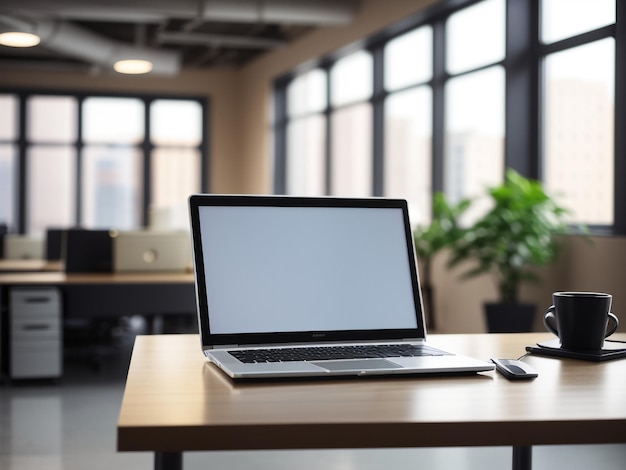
[1,326,625,470]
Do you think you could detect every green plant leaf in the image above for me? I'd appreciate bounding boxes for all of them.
[445,168,579,304]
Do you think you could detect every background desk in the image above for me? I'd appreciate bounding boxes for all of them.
[0,259,62,272]
[117,333,626,470]
[0,271,196,378]
[0,271,195,319]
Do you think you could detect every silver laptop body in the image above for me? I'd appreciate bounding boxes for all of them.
[189,194,494,379]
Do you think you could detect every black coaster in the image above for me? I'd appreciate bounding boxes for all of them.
[526,338,626,362]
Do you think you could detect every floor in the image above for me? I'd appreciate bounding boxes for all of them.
[1,319,625,470]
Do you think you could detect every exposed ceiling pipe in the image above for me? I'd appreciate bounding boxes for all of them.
[157,31,286,50]
[0,0,357,73]
[0,0,358,25]
[0,16,181,74]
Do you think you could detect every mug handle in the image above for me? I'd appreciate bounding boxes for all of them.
[605,312,619,338]
[544,306,559,336]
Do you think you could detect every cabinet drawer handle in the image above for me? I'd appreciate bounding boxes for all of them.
[24,297,51,303]
[22,324,51,331]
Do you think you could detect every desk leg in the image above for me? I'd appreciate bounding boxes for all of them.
[512,445,532,470]
[155,452,182,470]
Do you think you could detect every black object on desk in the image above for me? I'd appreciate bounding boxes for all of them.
[491,358,538,380]
[526,338,626,362]
[46,228,66,261]
[64,229,113,273]
[0,223,7,258]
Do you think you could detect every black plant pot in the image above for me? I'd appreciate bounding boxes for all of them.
[484,302,536,333]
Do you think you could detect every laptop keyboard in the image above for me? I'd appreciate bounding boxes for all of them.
[229,344,450,363]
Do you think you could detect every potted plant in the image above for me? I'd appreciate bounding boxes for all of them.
[447,168,571,333]
[413,192,470,330]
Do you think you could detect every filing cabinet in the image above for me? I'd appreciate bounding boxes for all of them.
[10,287,62,379]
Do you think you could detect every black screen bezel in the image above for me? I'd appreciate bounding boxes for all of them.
[189,194,427,347]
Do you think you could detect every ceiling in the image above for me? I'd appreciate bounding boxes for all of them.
[0,0,359,75]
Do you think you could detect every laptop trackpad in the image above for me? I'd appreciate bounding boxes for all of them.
[313,359,402,372]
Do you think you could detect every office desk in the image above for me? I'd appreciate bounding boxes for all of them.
[117,333,626,470]
[0,271,195,319]
[0,272,196,378]
[0,259,62,272]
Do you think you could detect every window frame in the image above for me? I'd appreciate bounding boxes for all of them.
[0,88,210,234]
[273,0,624,235]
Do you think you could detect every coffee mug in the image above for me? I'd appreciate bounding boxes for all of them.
[544,292,619,350]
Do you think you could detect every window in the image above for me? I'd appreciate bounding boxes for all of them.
[444,67,505,220]
[0,94,18,229]
[384,88,432,226]
[82,97,144,230]
[285,69,327,196]
[26,95,78,234]
[0,91,208,236]
[274,0,622,233]
[541,0,615,44]
[150,99,204,228]
[384,26,433,226]
[541,0,616,226]
[385,27,432,91]
[330,51,373,197]
[445,0,504,222]
[330,102,372,196]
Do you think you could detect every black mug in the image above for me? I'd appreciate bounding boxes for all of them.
[544,292,619,350]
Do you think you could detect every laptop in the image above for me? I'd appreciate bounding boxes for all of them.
[112,230,191,273]
[189,194,494,379]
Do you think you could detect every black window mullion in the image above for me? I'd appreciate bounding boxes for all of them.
[324,64,332,196]
[201,99,211,193]
[371,46,385,197]
[17,93,27,234]
[504,0,539,179]
[272,77,288,194]
[614,0,625,234]
[432,18,447,194]
[143,98,152,227]
[540,24,615,56]
[75,95,84,227]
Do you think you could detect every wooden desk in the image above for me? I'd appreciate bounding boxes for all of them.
[117,333,626,470]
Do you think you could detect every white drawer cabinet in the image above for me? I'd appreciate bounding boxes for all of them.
[9,288,62,379]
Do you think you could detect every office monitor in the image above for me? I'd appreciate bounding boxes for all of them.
[64,229,113,273]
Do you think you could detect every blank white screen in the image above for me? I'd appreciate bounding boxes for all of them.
[199,205,419,334]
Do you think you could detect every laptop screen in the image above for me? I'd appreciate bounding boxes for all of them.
[190,195,426,346]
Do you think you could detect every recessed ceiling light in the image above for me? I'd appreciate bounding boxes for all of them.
[113,59,153,75]
[0,32,41,48]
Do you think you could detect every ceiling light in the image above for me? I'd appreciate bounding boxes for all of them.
[113,59,153,74]
[0,32,41,48]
